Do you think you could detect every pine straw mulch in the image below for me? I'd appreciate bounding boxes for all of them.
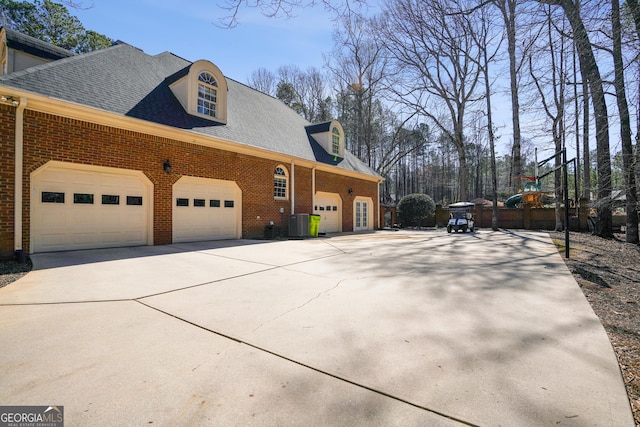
[550,231,640,426]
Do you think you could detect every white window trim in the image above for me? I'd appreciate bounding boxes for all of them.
[353,196,373,231]
[169,59,228,124]
[329,121,344,158]
[197,72,218,118]
[274,165,289,200]
[331,126,341,155]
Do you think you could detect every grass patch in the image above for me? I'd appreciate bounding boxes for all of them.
[552,238,578,257]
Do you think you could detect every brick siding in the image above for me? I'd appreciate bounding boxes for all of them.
[0,110,379,256]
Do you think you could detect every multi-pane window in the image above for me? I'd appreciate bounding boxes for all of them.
[274,166,287,199]
[197,72,217,118]
[331,127,341,155]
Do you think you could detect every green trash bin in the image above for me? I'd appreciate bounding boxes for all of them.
[309,214,321,237]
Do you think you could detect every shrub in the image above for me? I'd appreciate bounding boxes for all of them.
[397,193,436,227]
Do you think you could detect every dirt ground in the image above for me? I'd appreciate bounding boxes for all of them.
[1,232,639,424]
[550,231,640,426]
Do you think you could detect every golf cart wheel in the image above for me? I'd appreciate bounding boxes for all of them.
[447,226,452,233]
[462,225,468,233]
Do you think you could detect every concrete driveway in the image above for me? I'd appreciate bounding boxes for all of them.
[0,230,633,426]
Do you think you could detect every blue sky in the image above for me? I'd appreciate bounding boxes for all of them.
[72,0,522,154]
[74,0,342,83]
[71,0,610,159]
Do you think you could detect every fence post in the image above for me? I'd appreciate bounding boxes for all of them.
[435,204,444,227]
[523,203,532,229]
[475,203,484,228]
[579,198,590,231]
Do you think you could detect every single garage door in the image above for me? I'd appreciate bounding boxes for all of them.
[314,191,342,233]
[172,176,241,243]
[31,162,152,253]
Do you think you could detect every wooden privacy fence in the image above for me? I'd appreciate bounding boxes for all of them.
[434,199,591,231]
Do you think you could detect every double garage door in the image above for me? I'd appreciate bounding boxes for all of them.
[31,163,153,253]
[31,163,241,253]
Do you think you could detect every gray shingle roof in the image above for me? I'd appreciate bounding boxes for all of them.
[0,42,380,179]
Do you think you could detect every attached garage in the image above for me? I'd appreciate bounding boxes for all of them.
[314,191,342,233]
[172,176,241,243]
[30,162,153,253]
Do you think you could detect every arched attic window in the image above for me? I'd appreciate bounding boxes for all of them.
[197,72,218,118]
[331,126,341,156]
[274,166,288,199]
[168,60,228,124]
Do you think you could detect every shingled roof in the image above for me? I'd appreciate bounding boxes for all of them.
[0,41,380,178]
[2,27,75,61]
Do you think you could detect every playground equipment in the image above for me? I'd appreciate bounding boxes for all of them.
[447,202,475,233]
[505,178,554,208]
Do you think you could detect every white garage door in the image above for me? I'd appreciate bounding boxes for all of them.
[172,176,241,243]
[31,162,152,253]
[314,192,342,233]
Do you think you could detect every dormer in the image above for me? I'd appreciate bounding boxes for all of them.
[169,59,228,124]
[306,120,345,159]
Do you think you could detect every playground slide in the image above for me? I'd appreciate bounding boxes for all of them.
[505,193,522,208]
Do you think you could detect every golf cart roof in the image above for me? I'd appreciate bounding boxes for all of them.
[448,202,475,209]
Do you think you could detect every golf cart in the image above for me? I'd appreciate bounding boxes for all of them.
[447,202,475,233]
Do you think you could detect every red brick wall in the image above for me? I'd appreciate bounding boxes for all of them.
[316,170,379,232]
[2,110,379,254]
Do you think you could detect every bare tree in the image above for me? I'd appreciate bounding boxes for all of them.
[535,0,613,237]
[272,65,332,122]
[217,0,368,27]
[493,0,524,195]
[378,0,483,201]
[529,5,569,231]
[611,0,639,242]
[326,13,388,166]
[473,5,503,229]
[247,67,277,96]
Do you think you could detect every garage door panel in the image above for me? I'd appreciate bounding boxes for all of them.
[314,192,342,233]
[100,232,122,244]
[31,163,151,253]
[173,177,241,243]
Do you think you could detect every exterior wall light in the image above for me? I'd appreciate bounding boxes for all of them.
[0,95,20,106]
[348,188,353,195]
[163,159,172,174]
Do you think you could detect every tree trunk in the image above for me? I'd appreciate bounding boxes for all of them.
[612,0,639,243]
[483,44,499,230]
[497,0,523,195]
[582,78,591,200]
[537,0,612,237]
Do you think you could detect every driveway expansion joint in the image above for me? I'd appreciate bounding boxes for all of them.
[134,298,480,427]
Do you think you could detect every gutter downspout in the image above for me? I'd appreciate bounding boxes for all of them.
[14,97,26,261]
[290,161,295,214]
[377,179,382,229]
[312,167,316,213]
